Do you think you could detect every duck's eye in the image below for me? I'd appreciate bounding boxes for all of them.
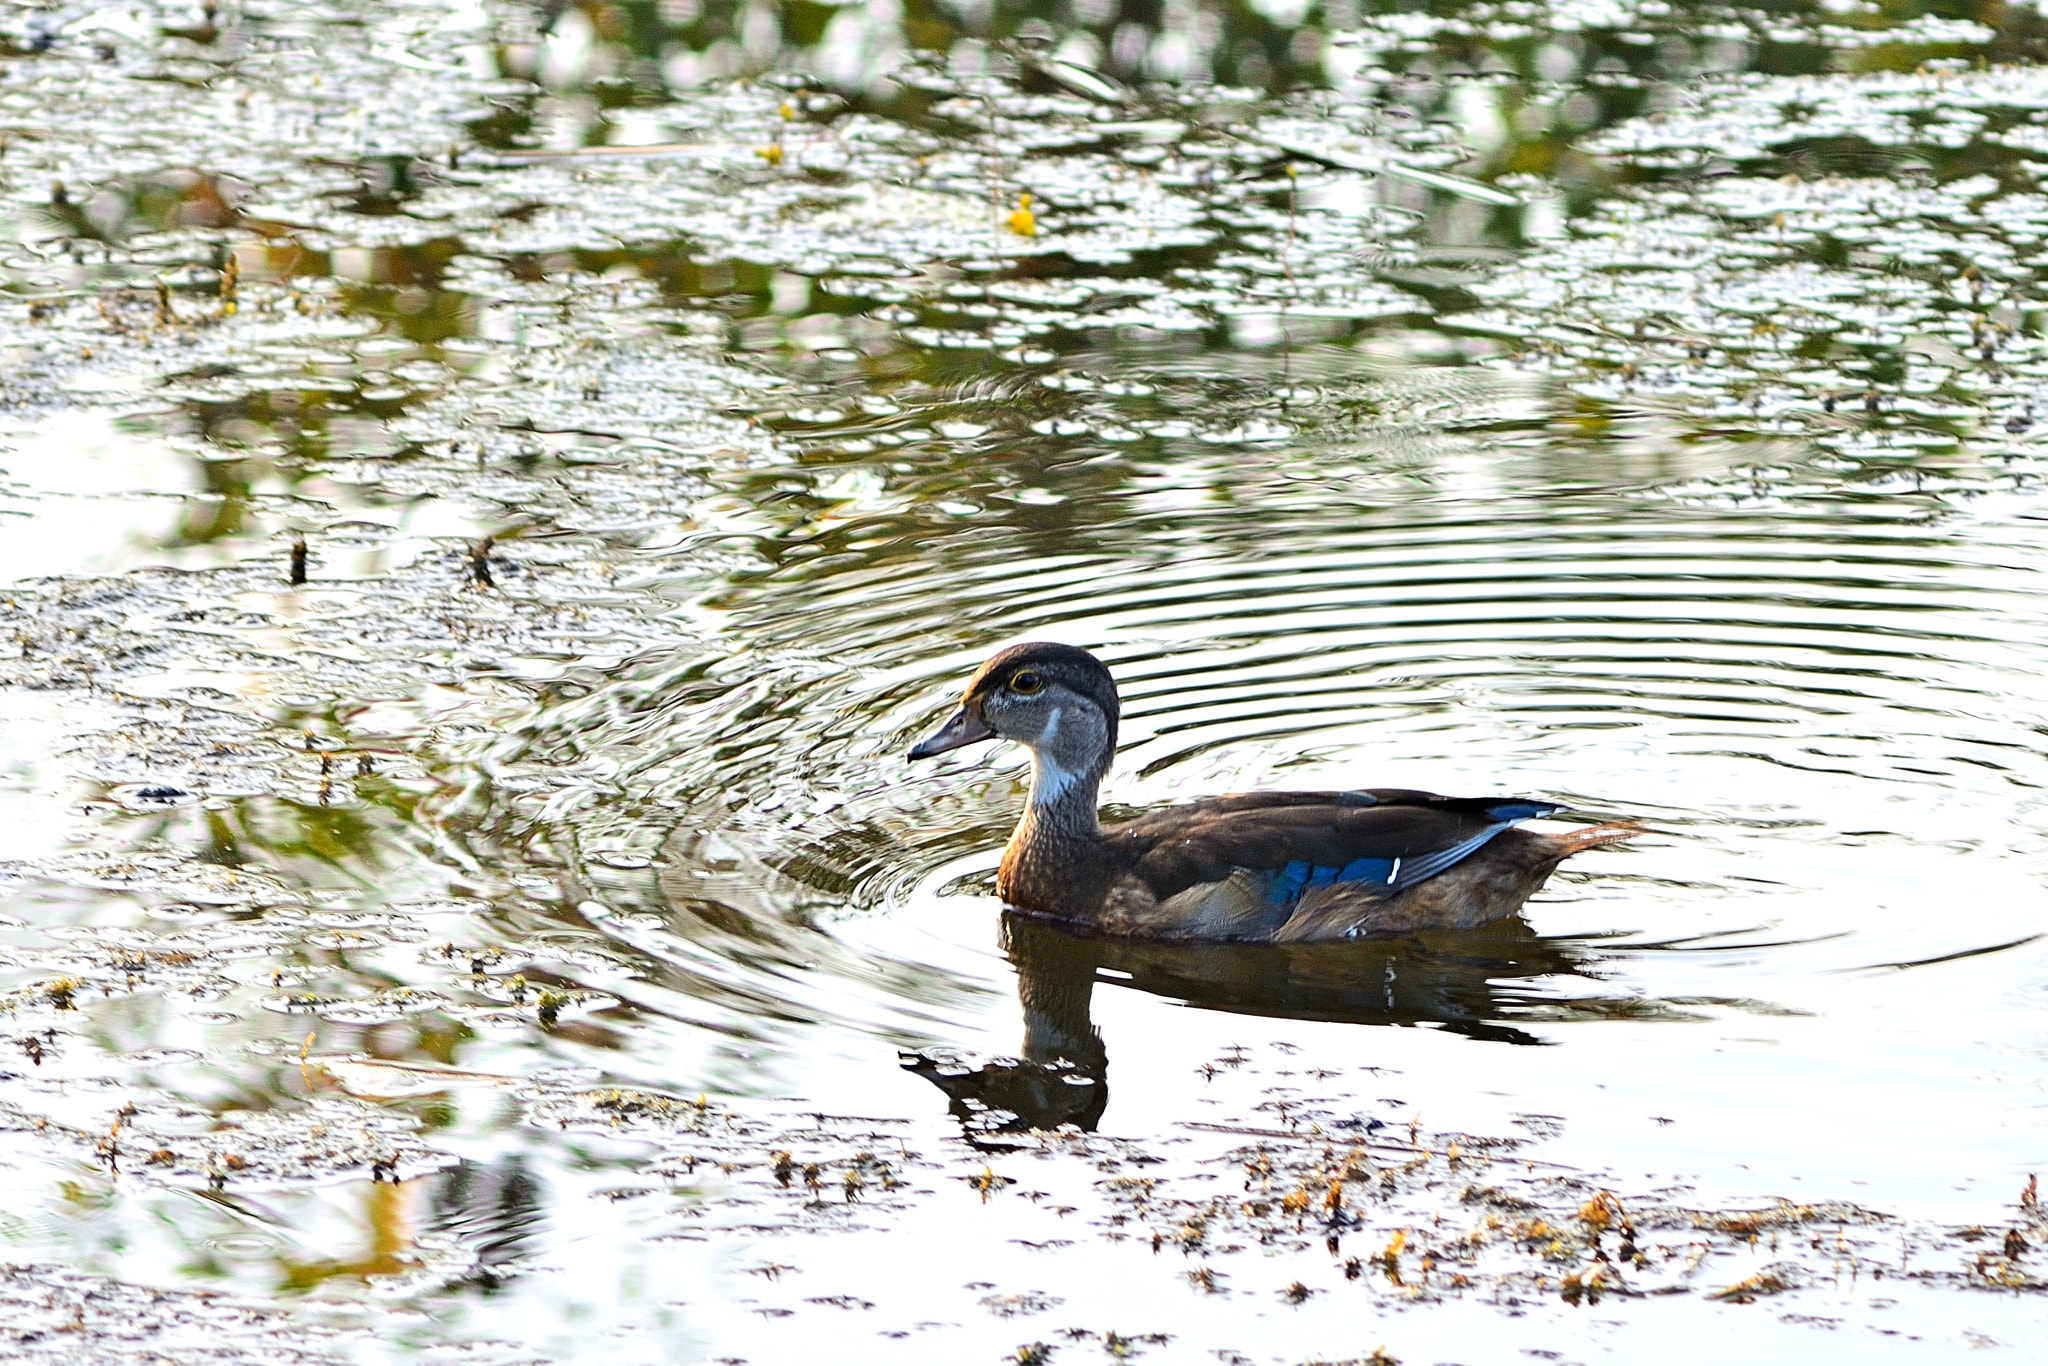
[1008,670,1044,695]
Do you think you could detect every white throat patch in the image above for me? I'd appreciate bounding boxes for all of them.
[1029,707,1074,805]
[1031,755,1077,805]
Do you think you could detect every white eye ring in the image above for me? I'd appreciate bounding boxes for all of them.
[1009,671,1045,695]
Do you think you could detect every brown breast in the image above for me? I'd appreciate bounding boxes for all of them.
[997,818,1122,921]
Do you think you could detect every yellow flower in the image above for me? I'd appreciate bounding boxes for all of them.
[1007,192,1037,237]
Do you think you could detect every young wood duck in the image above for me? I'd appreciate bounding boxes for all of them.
[909,643,1635,943]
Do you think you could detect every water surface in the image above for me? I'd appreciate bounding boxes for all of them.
[0,1,2045,1362]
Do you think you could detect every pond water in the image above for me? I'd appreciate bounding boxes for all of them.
[0,0,2046,1362]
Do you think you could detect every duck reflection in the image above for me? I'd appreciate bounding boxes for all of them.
[906,914,1113,1141]
[905,910,1605,1146]
[422,1156,545,1291]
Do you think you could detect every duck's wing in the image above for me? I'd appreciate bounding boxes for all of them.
[1102,790,1558,937]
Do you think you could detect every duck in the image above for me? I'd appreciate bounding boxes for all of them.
[908,643,1635,943]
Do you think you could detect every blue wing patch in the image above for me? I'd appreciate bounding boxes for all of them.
[1265,855,1398,905]
[1266,860,1310,904]
[1480,801,1560,823]
[1259,803,1560,907]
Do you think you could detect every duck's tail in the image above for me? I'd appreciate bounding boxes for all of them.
[1551,821,1643,857]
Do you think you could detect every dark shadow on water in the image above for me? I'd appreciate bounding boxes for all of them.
[422,1157,546,1292]
[907,909,1645,1147]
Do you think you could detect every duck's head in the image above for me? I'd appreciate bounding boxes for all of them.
[908,643,1121,795]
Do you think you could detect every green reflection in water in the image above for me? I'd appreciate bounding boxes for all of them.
[3,1,2048,1353]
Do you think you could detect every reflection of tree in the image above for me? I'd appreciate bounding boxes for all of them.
[528,0,2048,221]
[271,1157,543,1291]
[30,169,242,244]
[279,1180,416,1288]
[546,0,1338,93]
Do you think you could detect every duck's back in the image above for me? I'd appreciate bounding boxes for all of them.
[1043,789,1616,942]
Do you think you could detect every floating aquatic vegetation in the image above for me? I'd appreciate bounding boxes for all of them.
[0,1261,347,1365]
[0,2,2044,1362]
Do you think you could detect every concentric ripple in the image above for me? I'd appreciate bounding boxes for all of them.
[518,420,2048,1029]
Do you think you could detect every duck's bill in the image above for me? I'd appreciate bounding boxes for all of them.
[908,704,993,759]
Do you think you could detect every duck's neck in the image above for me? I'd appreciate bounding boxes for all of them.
[998,740,1113,918]
[1018,745,1107,844]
